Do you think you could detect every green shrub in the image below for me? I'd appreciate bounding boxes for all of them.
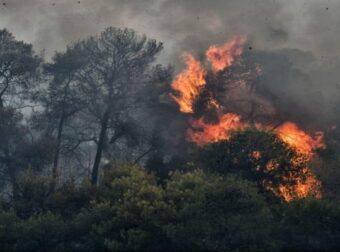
[164,169,276,251]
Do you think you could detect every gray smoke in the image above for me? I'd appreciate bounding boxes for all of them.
[1,0,340,126]
[1,0,339,60]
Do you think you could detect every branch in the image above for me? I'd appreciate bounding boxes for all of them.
[133,146,154,165]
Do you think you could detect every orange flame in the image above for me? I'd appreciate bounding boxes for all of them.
[187,117,325,159]
[171,37,246,113]
[276,122,325,158]
[186,113,243,145]
[171,36,325,202]
[276,167,322,202]
[170,53,206,113]
[206,36,246,72]
[186,115,324,201]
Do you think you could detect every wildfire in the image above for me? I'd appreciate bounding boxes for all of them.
[186,113,243,145]
[187,116,325,159]
[206,36,246,72]
[185,115,324,202]
[170,53,206,113]
[276,168,322,202]
[170,36,325,202]
[276,122,325,158]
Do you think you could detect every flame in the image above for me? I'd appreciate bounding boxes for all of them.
[187,113,325,202]
[266,160,279,171]
[187,118,325,160]
[170,37,246,113]
[207,98,221,110]
[276,168,322,202]
[206,36,246,72]
[185,114,324,202]
[186,113,244,145]
[251,150,262,161]
[170,53,206,113]
[276,122,325,158]
[171,36,325,202]
[264,159,321,201]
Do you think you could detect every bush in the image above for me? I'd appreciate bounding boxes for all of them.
[1,162,339,251]
[276,198,340,251]
[0,211,19,251]
[95,163,173,251]
[13,212,67,252]
[14,169,53,218]
[164,169,275,251]
[47,180,98,218]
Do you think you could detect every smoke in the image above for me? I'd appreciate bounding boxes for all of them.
[1,0,339,58]
[1,0,340,126]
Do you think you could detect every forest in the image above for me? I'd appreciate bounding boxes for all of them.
[1,26,340,252]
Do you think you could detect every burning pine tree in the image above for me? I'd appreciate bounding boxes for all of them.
[170,36,324,201]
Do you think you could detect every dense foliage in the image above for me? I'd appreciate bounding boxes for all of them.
[0,161,340,251]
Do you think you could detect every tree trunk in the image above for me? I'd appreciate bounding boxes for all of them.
[4,144,18,200]
[91,109,110,185]
[51,111,65,188]
[0,95,18,198]
[7,163,18,200]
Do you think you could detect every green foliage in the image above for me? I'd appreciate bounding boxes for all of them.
[13,212,67,252]
[47,180,97,218]
[13,170,97,219]
[0,211,19,251]
[164,170,275,251]
[0,162,339,251]
[0,29,41,81]
[66,203,113,251]
[275,198,340,251]
[97,163,172,251]
[0,211,68,252]
[14,169,54,218]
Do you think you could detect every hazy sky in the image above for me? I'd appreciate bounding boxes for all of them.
[0,0,339,63]
[2,0,340,126]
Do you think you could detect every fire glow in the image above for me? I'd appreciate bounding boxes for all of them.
[187,117,324,159]
[170,37,324,201]
[170,53,206,113]
[206,36,246,72]
[276,122,325,158]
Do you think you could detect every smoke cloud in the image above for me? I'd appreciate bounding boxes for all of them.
[1,0,340,125]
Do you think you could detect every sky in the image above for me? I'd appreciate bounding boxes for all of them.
[0,0,339,63]
[1,0,340,125]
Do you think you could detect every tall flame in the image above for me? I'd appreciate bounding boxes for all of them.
[170,53,206,113]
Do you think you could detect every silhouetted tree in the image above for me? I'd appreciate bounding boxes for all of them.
[0,29,41,108]
[34,45,88,185]
[0,29,41,197]
[72,27,163,184]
